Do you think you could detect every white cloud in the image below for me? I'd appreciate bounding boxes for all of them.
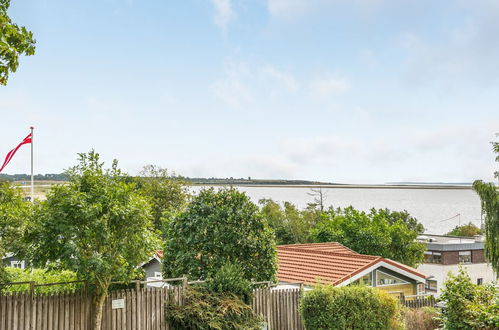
[210,60,299,108]
[260,65,298,92]
[266,0,386,19]
[211,0,234,31]
[267,0,310,18]
[400,1,499,88]
[309,77,350,98]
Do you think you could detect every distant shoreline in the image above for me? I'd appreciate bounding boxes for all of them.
[190,183,473,190]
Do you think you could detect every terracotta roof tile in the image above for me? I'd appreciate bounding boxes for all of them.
[277,243,426,285]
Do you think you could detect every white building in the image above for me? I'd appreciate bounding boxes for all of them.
[416,234,497,296]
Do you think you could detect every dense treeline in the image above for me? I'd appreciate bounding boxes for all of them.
[0,172,332,186]
[259,199,426,267]
[0,173,68,182]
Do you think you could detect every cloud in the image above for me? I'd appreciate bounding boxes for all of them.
[211,0,234,31]
[226,119,499,183]
[260,66,298,92]
[309,77,350,98]
[400,0,499,88]
[266,0,386,19]
[266,0,310,18]
[210,60,299,108]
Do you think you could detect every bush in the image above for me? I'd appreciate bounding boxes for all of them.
[165,263,260,329]
[206,263,253,304]
[402,307,440,330]
[439,267,499,329]
[165,284,262,330]
[300,285,401,330]
[2,268,81,294]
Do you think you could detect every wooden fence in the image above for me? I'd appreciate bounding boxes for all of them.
[253,288,304,330]
[0,284,436,330]
[401,294,437,308]
[0,286,183,330]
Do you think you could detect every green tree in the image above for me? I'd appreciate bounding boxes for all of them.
[163,188,277,282]
[439,267,499,329]
[309,206,426,267]
[23,151,158,330]
[0,181,30,283]
[259,199,322,244]
[0,0,36,85]
[136,165,190,233]
[447,222,482,237]
[473,139,499,274]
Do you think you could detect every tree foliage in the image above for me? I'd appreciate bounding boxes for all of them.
[309,206,426,267]
[0,181,30,282]
[136,165,190,233]
[0,0,36,85]
[300,284,401,330]
[473,139,499,274]
[23,151,158,330]
[439,267,499,329]
[259,199,320,244]
[447,222,482,237]
[163,188,277,282]
[2,268,81,294]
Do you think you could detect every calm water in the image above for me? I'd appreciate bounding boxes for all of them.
[190,186,482,235]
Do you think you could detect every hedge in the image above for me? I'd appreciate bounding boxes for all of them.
[300,285,401,330]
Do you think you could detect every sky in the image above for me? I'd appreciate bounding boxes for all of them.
[0,0,498,184]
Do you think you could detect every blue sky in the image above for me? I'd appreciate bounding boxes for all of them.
[1,0,498,183]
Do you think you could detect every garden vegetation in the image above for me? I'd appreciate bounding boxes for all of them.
[300,284,401,330]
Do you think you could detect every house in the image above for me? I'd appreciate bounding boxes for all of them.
[276,243,427,299]
[141,250,163,283]
[416,234,497,295]
[2,253,26,270]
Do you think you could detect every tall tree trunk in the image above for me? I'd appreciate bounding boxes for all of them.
[92,282,109,330]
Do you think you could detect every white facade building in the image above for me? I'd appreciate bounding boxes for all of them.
[416,234,497,296]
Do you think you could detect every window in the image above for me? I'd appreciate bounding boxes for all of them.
[425,279,438,291]
[477,278,483,285]
[10,261,25,269]
[424,251,442,264]
[459,251,472,264]
[352,272,372,286]
[376,270,408,286]
[154,272,162,279]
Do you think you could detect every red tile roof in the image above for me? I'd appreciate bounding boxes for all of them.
[277,243,426,286]
[155,250,164,259]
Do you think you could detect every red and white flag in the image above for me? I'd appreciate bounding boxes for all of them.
[0,133,32,173]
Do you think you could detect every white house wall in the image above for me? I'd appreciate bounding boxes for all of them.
[417,263,497,296]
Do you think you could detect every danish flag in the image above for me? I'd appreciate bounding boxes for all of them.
[0,133,32,173]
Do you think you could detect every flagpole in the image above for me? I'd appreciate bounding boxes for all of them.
[30,126,34,203]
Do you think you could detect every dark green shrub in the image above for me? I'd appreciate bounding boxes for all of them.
[439,268,499,329]
[206,263,253,304]
[165,285,262,330]
[300,285,401,330]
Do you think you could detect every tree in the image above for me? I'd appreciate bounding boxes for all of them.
[473,138,499,274]
[309,206,426,267]
[259,199,318,244]
[136,165,190,233]
[307,187,328,211]
[23,151,158,330]
[163,188,277,282]
[0,0,36,85]
[0,181,30,283]
[447,222,482,237]
[439,267,499,329]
